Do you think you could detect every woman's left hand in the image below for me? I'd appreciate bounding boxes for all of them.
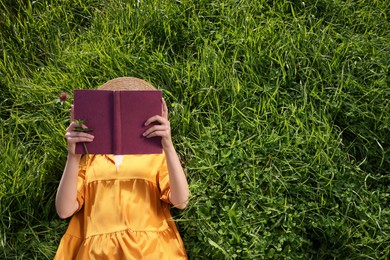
[144,98,189,209]
[143,98,173,150]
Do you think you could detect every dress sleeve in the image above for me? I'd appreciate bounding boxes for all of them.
[158,155,172,205]
[75,155,88,212]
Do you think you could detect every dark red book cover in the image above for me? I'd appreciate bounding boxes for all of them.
[73,90,162,154]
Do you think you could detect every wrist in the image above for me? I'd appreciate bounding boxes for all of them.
[67,153,82,161]
[163,143,176,154]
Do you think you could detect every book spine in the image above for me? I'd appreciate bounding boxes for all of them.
[113,91,122,154]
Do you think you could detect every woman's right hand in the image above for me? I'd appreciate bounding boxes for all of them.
[64,105,94,156]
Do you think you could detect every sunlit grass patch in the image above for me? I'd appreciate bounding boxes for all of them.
[1,0,389,258]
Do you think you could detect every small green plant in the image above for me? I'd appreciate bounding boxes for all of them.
[73,119,93,133]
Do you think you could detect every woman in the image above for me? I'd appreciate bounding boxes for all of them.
[55,77,189,259]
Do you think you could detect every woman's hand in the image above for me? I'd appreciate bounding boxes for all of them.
[143,98,173,151]
[143,98,189,209]
[57,105,93,219]
[65,105,94,156]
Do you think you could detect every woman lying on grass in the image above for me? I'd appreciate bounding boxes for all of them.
[54,77,189,259]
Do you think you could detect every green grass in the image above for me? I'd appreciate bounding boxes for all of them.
[1,0,389,259]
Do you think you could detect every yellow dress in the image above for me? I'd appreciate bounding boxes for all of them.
[55,154,187,259]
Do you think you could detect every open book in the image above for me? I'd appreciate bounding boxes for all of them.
[73,89,162,154]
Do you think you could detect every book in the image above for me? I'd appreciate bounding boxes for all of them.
[73,89,162,155]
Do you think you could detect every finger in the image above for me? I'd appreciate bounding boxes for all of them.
[65,131,94,140]
[65,133,94,143]
[70,105,75,122]
[72,132,94,139]
[66,121,86,132]
[65,122,75,132]
[162,98,169,120]
[67,121,79,130]
[144,130,168,138]
[144,115,166,126]
[68,121,91,132]
[143,125,169,137]
[67,136,95,143]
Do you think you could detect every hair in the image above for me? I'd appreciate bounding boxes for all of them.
[98,77,156,91]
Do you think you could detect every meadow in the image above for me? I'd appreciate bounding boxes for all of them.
[0,0,389,259]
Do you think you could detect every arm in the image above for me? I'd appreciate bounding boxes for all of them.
[56,153,82,219]
[143,99,189,209]
[55,106,94,218]
[164,145,190,209]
